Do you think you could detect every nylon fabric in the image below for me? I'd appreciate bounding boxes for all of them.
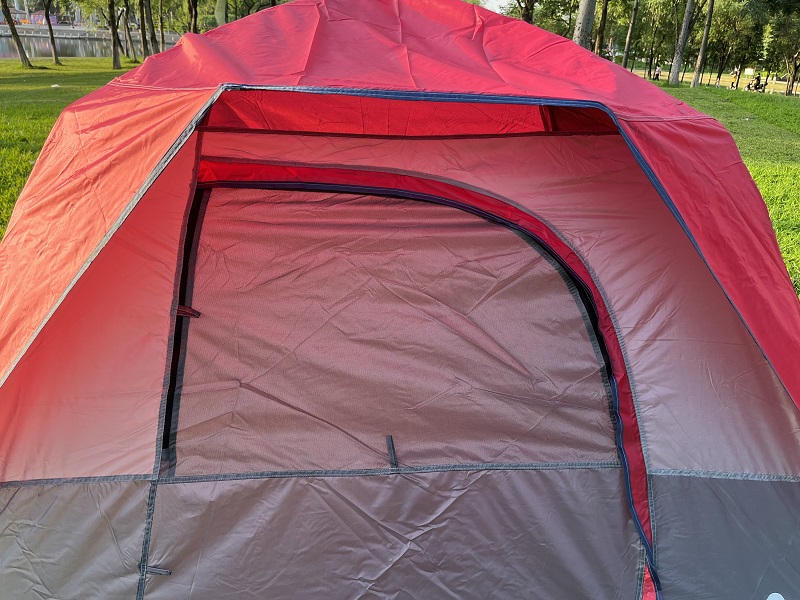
[120,0,694,121]
[198,131,800,477]
[0,480,149,599]
[0,138,198,482]
[172,189,615,475]
[0,88,211,393]
[144,470,642,599]
[621,118,800,408]
[0,0,797,596]
[116,0,800,405]
[4,0,797,414]
[650,474,800,599]
[203,90,618,135]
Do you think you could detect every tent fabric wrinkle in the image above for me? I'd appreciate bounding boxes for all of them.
[0,0,798,598]
[171,188,616,476]
[195,136,800,477]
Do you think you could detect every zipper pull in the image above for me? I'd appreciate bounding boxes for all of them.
[176,305,201,318]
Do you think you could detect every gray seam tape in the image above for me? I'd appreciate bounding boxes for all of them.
[160,460,623,484]
[650,468,800,482]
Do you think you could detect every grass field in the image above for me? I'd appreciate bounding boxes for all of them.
[0,58,135,230]
[664,85,800,294]
[1,57,798,293]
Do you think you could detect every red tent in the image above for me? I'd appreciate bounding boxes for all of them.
[1,1,798,598]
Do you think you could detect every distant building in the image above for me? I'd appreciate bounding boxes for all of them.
[30,10,57,25]
[0,7,25,24]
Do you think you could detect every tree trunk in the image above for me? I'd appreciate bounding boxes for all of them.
[144,0,157,53]
[516,0,533,24]
[593,0,609,54]
[122,0,138,62]
[621,0,640,68]
[116,12,126,55]
[158,0,164,51]
[690,0,713,87]
[1,0,33,68]
[668,0,695,85]
[786,52,799,96]
[138,0,150,56]
[107,0,122,69]
[43,0,62,65]
[572,0,596,49]
[715,47,730,86]
[214,0,226,27]
[566,0,576,37]
[188,0,198,33]
[646,21,657,79]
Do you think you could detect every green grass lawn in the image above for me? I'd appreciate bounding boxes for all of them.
[0,58,135,231]
[1,58,798,293]
[664,85,800,294]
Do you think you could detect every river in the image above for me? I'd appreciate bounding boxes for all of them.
[0,25,178,58]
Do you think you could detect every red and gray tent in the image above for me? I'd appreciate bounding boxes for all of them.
[1,0,798,598]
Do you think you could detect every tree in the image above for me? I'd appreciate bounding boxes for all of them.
[106,0,122,68]
[516,0,536,21]
[622,0,641,66]
[573,0,597,47]
[144,0,157,50]
[1,0,33,68]
[138,0,150,55]
[642,0,672,78]
[158,0,164,50]
[763,10,800,93]
[594,0,611,53]
[516,0,579,35]
[187,0,199,32]
[214,0,225,26]
[122,0,138,62]
[43,0,63,65]
[669,0,696,83]
[691,0,714,85]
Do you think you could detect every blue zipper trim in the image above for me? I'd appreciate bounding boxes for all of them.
[204,178,662,594]
[214,86,697,273]
[611,374,663,598]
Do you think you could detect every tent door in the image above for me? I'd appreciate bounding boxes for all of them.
[141,185,645,599]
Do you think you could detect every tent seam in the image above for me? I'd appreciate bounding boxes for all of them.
[160,460,623,483]
[650,468,800,482]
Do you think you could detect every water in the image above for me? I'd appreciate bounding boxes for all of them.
[0,28,177,58]
[0,35,114,58]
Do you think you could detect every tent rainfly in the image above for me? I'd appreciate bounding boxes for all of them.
[0,0,798,598]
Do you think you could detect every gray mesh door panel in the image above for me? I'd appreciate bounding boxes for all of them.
[171,188,616,475]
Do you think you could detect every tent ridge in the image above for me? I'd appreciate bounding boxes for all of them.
[107,80,219,92]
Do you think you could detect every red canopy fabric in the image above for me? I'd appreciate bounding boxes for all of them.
[2,0,796,408]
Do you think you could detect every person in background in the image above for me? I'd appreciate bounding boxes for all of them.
[654,65,662,81]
